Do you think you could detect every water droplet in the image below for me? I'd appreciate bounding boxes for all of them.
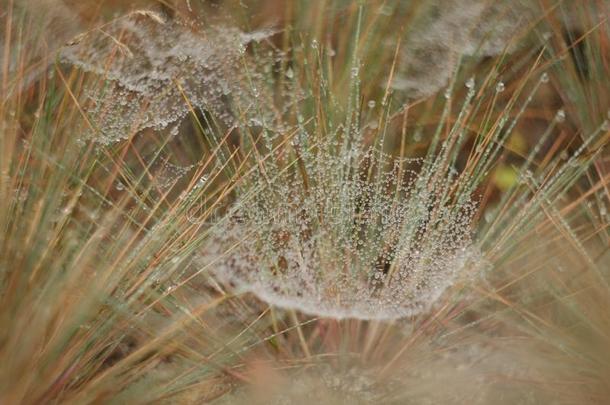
[555,109,566,123]
[197,175,208,187]
[484,211,494,223]
[520,170,533,183]
[465,76,475,89]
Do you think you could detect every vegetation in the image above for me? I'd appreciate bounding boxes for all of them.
[1,0,609,403]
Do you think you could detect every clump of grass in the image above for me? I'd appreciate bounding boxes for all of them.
[1,1,609,404]
[1,5,254,402]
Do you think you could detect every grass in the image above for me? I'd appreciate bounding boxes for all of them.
[1,0,609,403]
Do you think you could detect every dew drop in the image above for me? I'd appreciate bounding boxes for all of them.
[555,109,566,123]
[465,76,475,89]
[484,211,494,223]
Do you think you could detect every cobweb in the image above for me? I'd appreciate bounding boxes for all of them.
[61,11,282,145]
[393,0,533,97]
[201,141,485,320]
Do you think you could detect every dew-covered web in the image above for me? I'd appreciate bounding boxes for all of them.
[393,0,533,97]
[201,136,485,320]
[61,11,283,145]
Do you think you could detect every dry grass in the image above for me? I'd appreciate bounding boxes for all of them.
[1,1,609,404]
